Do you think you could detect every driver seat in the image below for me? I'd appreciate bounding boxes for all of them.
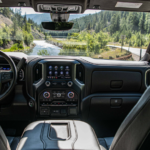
[0,126,20,150]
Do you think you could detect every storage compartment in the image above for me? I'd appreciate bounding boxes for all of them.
[89,96,140,120]
[91,71,142,93]
[49,123,70,140]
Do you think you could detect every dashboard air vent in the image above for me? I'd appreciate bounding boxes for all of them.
[34,64,42,83]
[146,69,150,87]
[76,64,84,83]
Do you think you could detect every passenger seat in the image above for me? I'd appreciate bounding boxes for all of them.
[0,126,20,150]
[98,86,150,150]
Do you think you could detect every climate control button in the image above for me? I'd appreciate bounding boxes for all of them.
[67,92,74,99]
[43,92,50,98]
[57,93,61,98]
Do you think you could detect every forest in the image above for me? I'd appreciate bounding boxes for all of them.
[0,8,42,51]
[47,10,150,57]
[72,10,150,47]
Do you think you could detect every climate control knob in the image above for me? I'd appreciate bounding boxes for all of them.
[67,92,74,99]
[67,81,73,87]
[45,81,51,87]
[43,92,50,98]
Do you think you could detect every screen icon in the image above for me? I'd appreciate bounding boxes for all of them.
[66,71,69,75]
[55,66,58,70]
[60,66,63,70]
[55,71,58,75]
[49,66,52,70]
[49,71,52,75]
[60,71,63,75]
[66,66,69,69]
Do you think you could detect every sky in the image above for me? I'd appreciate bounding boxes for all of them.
[12,7,101,15]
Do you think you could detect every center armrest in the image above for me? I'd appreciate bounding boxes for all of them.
[17,120,100,150]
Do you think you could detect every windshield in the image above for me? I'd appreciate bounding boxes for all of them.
[0,7,148,61]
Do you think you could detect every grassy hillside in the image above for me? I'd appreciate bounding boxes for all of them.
[0,8,44,52]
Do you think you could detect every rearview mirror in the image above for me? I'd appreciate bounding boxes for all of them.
[42,22,74,31]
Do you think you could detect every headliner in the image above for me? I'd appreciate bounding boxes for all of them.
[1,0,150,12]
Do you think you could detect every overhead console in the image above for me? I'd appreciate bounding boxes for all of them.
[27,59,85,119]
[32,0,87,13]
[37,4,82,13]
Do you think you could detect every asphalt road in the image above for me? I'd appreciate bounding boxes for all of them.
[107,45,146,57]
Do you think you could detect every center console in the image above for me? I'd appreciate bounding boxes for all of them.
[17,120,100,150]
[30,59,84,119]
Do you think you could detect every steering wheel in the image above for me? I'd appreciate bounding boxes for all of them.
[0,51,17,103]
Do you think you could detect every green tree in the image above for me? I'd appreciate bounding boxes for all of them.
[13,18,18,36]
[3,8,11,18]
[139,13,145,33]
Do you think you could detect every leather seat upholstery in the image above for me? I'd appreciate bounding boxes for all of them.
[0,126,20,150]
[7,136,20,150]
[98,137,113,150]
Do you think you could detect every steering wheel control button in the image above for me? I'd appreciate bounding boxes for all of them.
[68,92,74,99]
[1,72,12,82]
[18,69,24,81]
[29,100,34,107]
[45,81,51,87]
[67,81,73,87]
[43,92,50,98]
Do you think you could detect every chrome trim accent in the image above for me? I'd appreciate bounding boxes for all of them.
[33,62,44,87]
[74,78,85,86]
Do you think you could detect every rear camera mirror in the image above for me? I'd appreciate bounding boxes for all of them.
[42,22,74,31]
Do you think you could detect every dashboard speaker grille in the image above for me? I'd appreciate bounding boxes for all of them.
[34,64,42,83]
[76,64,84,83]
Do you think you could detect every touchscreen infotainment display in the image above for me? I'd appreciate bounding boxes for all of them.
[47,65,71,79]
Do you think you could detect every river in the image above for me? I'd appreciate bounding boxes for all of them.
[26,40,61,55]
